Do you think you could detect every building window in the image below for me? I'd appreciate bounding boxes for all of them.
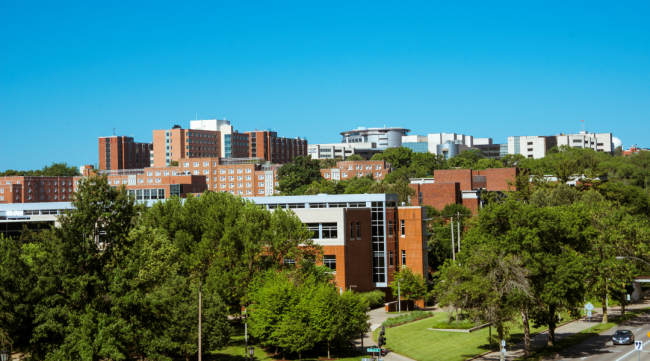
[324,173,330,178]
[402,250,406,266]
[356,221,360,238]
[350,222,354,239]
[229,169,234,174]
[258,175,264,180]
[237,169,243,174]
[258,182,264,187]
[237,176,243,181]
[283,258,296,267]
[246,175,251,180]
[220,184,226,189]
[323,255,336,271]
[401,220,405,236]
[138,179,144,184]
[306,223,320,239]
[322,223,338,239]
[194,170,199,175]
[155,178,161,183]
[194,162,199,167]
[203,162,209,167]
[389,251,394,266]
[246,182,252,187]
[147,172,152,176]
[229,183,234,188]
[246,169,252,173]
[259,190,264,194]
[343,172,348,177]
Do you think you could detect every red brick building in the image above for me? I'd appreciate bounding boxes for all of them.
[0,177,76,204]
[410,168,522,213]
[99,136,152,170]
[246,130,308,164]
[320,160,390,181]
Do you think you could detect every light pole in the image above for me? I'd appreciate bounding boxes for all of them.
[398,278,404,313]
[247,346,255,360]
[616,256,650,267]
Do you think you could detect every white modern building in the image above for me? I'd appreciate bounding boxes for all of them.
[340,127,410,149]
[508,132,619,159]
[308,142,376,159]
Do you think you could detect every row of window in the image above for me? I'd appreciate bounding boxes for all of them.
[324,172,382,178]
[0,180,72,186]
[306,223,338,239]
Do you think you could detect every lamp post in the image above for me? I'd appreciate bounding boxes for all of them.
[616,256,650,267]
[0,348,9,361]
[398,278,404,313]
[248,346,255,360]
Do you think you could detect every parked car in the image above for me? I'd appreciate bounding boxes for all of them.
[613,330,635,345]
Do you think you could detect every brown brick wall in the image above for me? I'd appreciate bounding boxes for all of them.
[409,182,460,211]
[434,169,473,191]
[476,168,519,192]
[462,197,480,214]
[343,208,374,293]
[0,177,75,203]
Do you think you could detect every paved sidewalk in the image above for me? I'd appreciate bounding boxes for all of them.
[350,306,444,361]
[472,298,650,361]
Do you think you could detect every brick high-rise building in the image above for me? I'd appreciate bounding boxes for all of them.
[99,136,152,171]
[152,125,222,167]
[246,130,307,164]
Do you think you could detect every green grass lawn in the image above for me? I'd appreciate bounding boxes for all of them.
[208,324,366,361]
[372,311,572,361]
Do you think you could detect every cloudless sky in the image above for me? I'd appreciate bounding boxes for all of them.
[1,1,649,170]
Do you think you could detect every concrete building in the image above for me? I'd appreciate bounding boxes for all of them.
[98,136,152,170]
[307,142,377,160]
[320,160,390,181]
[402,133,506,159]
[340,127,410,149]
[508,132,619,159]
[246,130,307,164]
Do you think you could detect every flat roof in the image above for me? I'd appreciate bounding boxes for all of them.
[245,193,399,204]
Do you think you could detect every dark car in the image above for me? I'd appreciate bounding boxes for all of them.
[613,330,635,345]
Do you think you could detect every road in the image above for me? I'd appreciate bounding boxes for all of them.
[551,311,650,361]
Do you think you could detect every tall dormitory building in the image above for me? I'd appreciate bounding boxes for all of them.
[246,130,308,164]
[98,136,152,170]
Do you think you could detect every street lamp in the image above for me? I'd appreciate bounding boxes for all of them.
[0,348,9,361]
[248,346,255,359]
[398,278,404,314]
[616,256,650,267]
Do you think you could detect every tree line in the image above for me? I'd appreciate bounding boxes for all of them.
[433,182,650,356]
[0,176,371,360]
[0,162,81,177]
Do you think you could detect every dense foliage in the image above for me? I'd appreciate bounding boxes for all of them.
[0,176,324,360]
[248,265,370,360]
[0,162,80,177]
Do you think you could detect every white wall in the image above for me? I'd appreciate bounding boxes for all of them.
[292,208,346,246]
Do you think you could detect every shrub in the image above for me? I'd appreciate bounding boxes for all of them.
[429,319,475,329]
[360,290,386,309]
[381,311,433,328]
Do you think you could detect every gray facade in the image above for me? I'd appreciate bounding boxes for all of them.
[340,127,410,149]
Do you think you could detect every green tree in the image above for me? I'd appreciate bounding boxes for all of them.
[345,154,364,161]
[169,160,179,167]
[0,235,35,352]
[311,283,344,359]
[391,267,428,311]
[500,154,526,167]
[462,199,590,346]
[554,158,580,183]
[276,155,323,195]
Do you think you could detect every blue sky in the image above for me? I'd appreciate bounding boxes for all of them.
[1,1,648,170]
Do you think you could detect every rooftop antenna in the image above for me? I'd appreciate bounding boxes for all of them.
[113,127,115,136]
